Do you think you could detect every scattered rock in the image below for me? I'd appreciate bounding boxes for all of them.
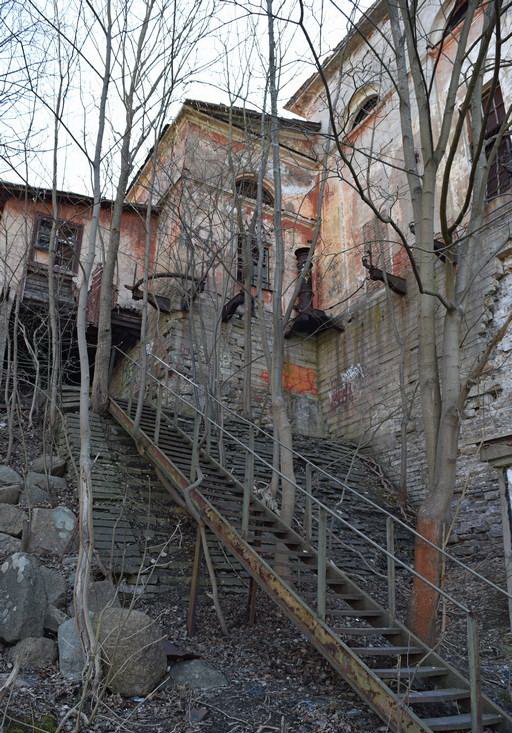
[23,472,67,506]
[189,707,209,724]
[0,503,25,537]
[0,532,22,559]
[0,553,47,642]
[96,607,167,696]
[8,636,57,669]
[44,604,68,632]
[0,484,22,505]
[21,484,52,508]
[0,672,37,688]
[27,505,76,555]
[170,659,229,690]
[58,617,84,681]
[0,465,22,486]
[41,566,66,608]
[69,579,120,616]
[31,454,67,477]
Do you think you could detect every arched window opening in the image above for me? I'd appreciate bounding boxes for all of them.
[351,94,379,130]
[235,177,274,206]
[444,0,468,36]
[237,234,271,289]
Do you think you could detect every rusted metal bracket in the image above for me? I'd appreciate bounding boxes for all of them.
[362,257,407,296]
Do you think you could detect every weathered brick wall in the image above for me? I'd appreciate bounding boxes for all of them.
[315,209,512,558]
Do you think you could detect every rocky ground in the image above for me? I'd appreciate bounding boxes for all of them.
[0,405,511,732]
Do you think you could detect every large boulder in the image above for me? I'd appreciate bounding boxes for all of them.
[0,466,21,486]
[0,485,21,505]
[0,532,21,559]
[44,604,68,632]
[69,580,120,616]
[0,504,25,537]
[58,617,84,681]
[0,553,47,642]
[23,472,67,507]
[8,636,57,669]
[41,566,66,608]
[96,607,167,696]
[31,455,67,478]
[27,506,76,555]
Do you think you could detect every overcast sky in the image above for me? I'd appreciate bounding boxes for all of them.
[1,0,369,195]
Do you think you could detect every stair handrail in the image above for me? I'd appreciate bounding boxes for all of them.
[139,348,512,606]
[111,347,512,729]
[112,346,508,615]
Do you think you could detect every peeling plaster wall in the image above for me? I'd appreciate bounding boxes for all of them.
[0,196,156,311]
[110,292,323,437]
[286,3,512,557]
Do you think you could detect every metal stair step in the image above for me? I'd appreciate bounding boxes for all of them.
[374,666,448,680]
[351,646,424,657]
[401,688,470,704]
[328,609,383,618]
[335,627,402,636]
[422,713,502,731]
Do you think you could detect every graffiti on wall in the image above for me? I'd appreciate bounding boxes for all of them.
[329,364,364,409]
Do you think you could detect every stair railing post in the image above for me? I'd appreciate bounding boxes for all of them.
[154,383,162,445]
[467,611,482,733]
[190,410,201,481]
[127,366,134,418]
[317,505,327,622]
[218,406,225,468]
[241,425,254,540]
[304,464,313,542]
[386,516,396,619]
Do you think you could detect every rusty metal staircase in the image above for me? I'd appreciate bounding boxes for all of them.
[108,349,512,733]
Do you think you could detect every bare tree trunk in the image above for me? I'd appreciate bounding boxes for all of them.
[266,0,296,528]
[73,6,112,697]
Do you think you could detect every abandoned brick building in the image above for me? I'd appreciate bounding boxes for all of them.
[2,1,512,728]
[1,1,512,562]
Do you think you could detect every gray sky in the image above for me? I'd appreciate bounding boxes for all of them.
[1,0,367,195]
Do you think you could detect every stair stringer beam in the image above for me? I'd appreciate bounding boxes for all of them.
[108,396,512,733]
[189,488,431,733]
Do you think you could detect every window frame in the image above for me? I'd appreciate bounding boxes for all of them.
[234,176,274,207]
[236,232,271,290]
[31,214,82,275]
[482,83,512,200]
[443,0,468,36]
[351,94,380,131]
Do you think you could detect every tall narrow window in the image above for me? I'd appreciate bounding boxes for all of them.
[483,83,512,199]
[33,216,80,272]
[237,234,270,289]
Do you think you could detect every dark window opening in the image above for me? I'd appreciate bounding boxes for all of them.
[351,95,379,130]
[483,83,512,199]
[237,234,270,289]
[33,217,80,272]
[444,0,468,35]
[235,177,273,206]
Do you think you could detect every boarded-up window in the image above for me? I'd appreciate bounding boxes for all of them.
[483,83,512,199]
